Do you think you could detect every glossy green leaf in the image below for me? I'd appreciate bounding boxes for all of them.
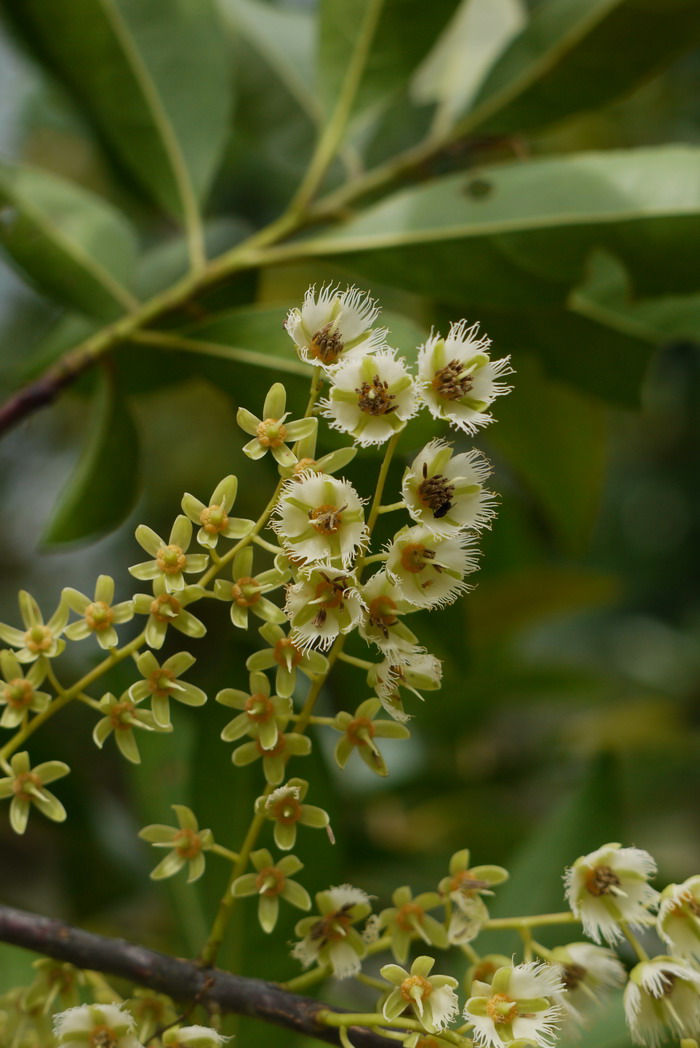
[42,371,140,545]
[317,0,455,129]
[0,162,137,319]
[457,0,700,136]
[1,0,231,216]
[304,146,700,306]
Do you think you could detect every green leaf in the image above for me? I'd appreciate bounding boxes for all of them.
[42,370,140,545]
[0,162,138,319]
[2,0,231,217]
[317,0,455,130]
[457,0,700,136]
[304,146,700,306]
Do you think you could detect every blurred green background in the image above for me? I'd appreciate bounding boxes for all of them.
[1,1,699,1045]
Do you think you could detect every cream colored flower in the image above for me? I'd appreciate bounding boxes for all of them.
[386,525,479,608]
[624,957,700,1047]
[285,569,365,651]
[402,439,496,536]
[285,283,386,369]
[272,473,367,568]
[564,843,659,944]
[464,961,564,1048]
[322,350,418,446]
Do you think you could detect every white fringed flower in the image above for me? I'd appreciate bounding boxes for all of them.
[292,885,372,979]
[402,439,496,535]
[624,957,700,1047]
[272,473,367,569]
[285,569,365,651]
[386,525,479,608]
[549,942,625,1024]
[564,843,659,945]
[321,350,419,446]
[358,571,421,657]
[417,320,512,434]
[382,956,459,1034]
[464,961,565,1048]
[53,1003,142,1048]
[368,651,443,722]
[658,876,700,960]
[162,1026,230,1047]
[285,284,387,369]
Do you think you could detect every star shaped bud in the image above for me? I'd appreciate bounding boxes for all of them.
[386,525,480,609]
[439,850,509,945]
[246,623,329,699]
[0,590,69,664]
[272,472,368,569]
[464,961,565,1048]
[359,571,421,658]
[93,691,167,764]
[658,877,700,960]
[402,440,497,536]
[292,884,372,979]
[237,382,316,467]
[23,959,84,1012]
[381,956,459,1034]
[0,651,51,729]
[624,957,700,1047]
[138,804,214,883]
[129,515,209,594]
[162,1025,230,1047]
[286,569,365,652]
[214,547,289,630]
[466,956,515,991]
[181,474,254,549]
[417,319,513,434]
[278,425,357,480]
[54,1003,143,1048]
[368,652,443,723]
[255,777,329,851]
[285,283,387,370]
[62,575,134,651]
[548,942,625,1024]
[333,698,410,777]
[321,350,419,446]
[377,886,448,964]
[133,578,207,650]
[0,750,69,835]
[232,848,311,933]
[129,651,207,729]
[217,671,291,750]
[231,719,312,786]
[564,843,660,945]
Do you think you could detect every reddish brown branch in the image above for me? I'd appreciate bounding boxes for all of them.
[0,904,393,1047]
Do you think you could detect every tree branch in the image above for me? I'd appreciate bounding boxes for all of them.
[0,904,394,1047]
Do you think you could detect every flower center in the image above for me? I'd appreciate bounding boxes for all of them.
[200,503,229,534]
[156,544,187,575]
[149,593,181,621]
[309,322,343,364]
[147,668,176,699]
[4,678,34,709]
[273,637,303,668]
[486,993,518,1024]
[173,827,202,860]
[24,624,53,653]
[561,962,587,991]
[294,457,319,476]
[272,795,302,824]
[449,870,491,895]
[255,865,286,896]
[310,909,354,943]
[12,770,41,801]
[257,734,286,757]
[431,359,474,400]
[85,601,115,631]
[246,693,274,722]
[400,974,433,1003]
[368,595,398,629]
[109,700,136,730]
[355,374,397,416]
[585,864,622,896]
[257,418,288,448]
[345,716,376,747]
[651,971,678,999]
[396,902,425,931]
[417,467,455,519]
[309,503,345,534]
[232,577,261,606]
[400,543,435,574]
[314,577,347,609]
[90,1027,118,1048]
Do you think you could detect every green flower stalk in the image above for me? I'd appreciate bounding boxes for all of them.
[214,547,289,630]
[278,426,357,479]
[129,651,207,729]
[237,382,316,467]
[377,885,448,963]
[0,590,69,663]
[217,671,291,750]
[133,579,206,649]
[129,514,209,593]
[181,473,254,549]
[0,751,69,835]
[246,622,328,699]
[333,698,410,777]
[381,956,459,1034]
[231,848,311,933]
[93,691,165,764]
[62,574,134,650]
[139,804,214,883]
[255,777,329,851]
[0,651,51,729]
